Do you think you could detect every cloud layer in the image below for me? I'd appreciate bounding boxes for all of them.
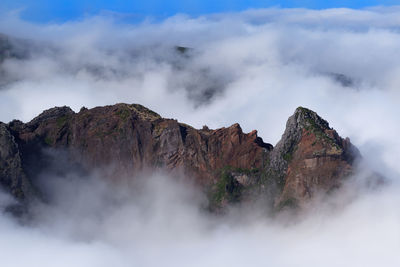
[1,169,399,267]
[1,7,400,267]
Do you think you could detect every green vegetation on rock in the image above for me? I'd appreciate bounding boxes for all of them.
[44,136,53,145]
[128,104,161,121]
[297,107,342,151]
[56,115,69,128]
[115,109,131,120]
[208,166,251,210]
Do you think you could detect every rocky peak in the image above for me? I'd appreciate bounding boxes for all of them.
[0,104,361,213]
[270,107,334,174]
[293,107,330,130]
[269,107,360,209]
[114,103,162,122]
[27,106,75,128]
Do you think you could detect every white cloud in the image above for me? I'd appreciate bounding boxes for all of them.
[1,170,400,267]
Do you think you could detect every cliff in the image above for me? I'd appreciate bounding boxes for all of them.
[0,104,360,211]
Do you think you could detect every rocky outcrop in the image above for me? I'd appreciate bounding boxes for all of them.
[8,104,270,184]
[0,104,360,211]
[0,123,34,200]
[269,107,360,209]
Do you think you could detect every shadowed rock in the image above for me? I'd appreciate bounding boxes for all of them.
[0,123,35,200]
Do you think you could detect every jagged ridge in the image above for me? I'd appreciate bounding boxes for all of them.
[0,104,360,211]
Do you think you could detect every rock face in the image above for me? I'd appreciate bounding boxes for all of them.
[0,123,34,200]
[0,104,360,211]
[268,107,360,209]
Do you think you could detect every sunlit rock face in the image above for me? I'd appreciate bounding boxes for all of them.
[1,104,360,211]
[269,107,360,209]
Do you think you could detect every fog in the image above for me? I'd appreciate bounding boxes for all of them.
[0,169,399,267]
[1,6,400,267]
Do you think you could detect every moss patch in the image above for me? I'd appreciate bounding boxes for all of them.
[115,109,131,120]
[207,166,263,210]
[128,104,161,121]
[283,151,293,162]
[56,115,69,128]
[303,117,341,150]
[208,166,252,210]
[44,136,53,145]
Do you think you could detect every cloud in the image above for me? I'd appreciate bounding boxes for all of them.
[0,167,399,267]
[1,6,400,267]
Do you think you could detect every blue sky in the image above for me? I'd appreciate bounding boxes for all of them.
[1,0,399,22]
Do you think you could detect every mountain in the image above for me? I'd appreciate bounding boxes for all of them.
[0,104,360,212]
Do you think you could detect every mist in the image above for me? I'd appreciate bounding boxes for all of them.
[0,166,399,267]
[1,6,400,267]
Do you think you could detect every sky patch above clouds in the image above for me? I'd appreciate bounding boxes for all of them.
[1,6,400,267]
[1,0,400,22]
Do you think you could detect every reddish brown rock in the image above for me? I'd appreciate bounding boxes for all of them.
[269,107,360,209]
[9,104,271,186]
[2,104,360,211]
